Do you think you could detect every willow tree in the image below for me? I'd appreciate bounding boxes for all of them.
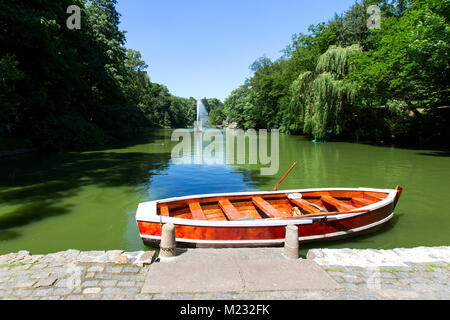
[289,45,360,139]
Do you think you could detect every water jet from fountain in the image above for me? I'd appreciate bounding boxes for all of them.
[194,99,208,132]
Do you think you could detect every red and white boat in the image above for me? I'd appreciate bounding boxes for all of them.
[136,186,403,248]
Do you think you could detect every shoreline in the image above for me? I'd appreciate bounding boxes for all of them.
[0,246,448,300]
[2,246,449,268]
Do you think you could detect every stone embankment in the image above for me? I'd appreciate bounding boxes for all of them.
[0,250,155,300]
[0,247,448,300]
[307,246,450,300]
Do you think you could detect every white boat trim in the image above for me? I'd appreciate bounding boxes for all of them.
[136,187,397,228]
[140,212,394,245]
[149,187,393,205]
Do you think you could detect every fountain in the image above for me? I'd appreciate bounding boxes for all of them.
[194,99,208,132]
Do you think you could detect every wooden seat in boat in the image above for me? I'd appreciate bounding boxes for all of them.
[252,197,290,218]
[188,202,207,220]
[321,195,355,211]
[218,199,246,220]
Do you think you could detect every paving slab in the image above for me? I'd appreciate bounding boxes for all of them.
[237,259,340,291]
[142,259,243,294]
[142,248,340,294]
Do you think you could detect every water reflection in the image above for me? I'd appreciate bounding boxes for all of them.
[0,129,449,254]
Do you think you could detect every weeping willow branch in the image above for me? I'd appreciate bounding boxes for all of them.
[289,45,361,138]
[317,44,361,77]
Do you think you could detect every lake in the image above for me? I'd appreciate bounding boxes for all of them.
[1,129,449,255]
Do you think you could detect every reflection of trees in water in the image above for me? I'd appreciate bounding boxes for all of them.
[186,131,355,191]
[230,134,343,190]
[297,141,329,188]
[0,134,173,234]
[225,131,284,190]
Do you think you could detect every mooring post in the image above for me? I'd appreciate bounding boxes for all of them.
[159,223,176,258]
[283,224,299,259]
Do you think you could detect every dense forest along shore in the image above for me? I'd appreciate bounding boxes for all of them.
[1,0,448,152]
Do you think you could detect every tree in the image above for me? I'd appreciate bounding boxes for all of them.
[0,54,24,137]
[350,0,449,110]
[223,84,253,128]
[201,98,225,126]
[289,45,361,139]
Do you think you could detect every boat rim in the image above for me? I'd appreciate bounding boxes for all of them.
[135,187,397,227]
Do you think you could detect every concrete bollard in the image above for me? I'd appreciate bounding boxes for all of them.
[159,223,176,258]
[283,224,299,259]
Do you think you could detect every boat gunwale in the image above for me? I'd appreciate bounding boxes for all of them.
[140,212,395,245]
[136,187,397,228]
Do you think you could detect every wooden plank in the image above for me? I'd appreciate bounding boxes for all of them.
[363,192,383,202]
[321,195,354,211]
[188,202,207,220]
[352,197,372,206]
[205,214,228,221]
[161,194,290,212]
[252,197,289,218]
[289,198,321,214]
[160,205,169,217]
[218,199,246,220]
[369,192,388,199]
[213,202,262,220]
[157,190,388,216]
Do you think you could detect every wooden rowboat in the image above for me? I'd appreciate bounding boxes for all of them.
[136,186,403,248]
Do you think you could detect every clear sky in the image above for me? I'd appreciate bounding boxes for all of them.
[116,0,357,101]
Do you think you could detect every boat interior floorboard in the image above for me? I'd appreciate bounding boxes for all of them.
[188,202,208,220]
[252,197,290,218]
[289,198,321,214]
[218,199,247,221]
[321,195,356,211]
[156,190,390,221]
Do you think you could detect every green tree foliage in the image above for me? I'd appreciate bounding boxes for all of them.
[290,45,360,139]
[348,0,449,144]
[222,84,256,129]
[201,98,225,126]
[222,0,449,146]
[123,50,197,129]
[0,0,202,150]
[350,0,449,109]
[0,54,24,137]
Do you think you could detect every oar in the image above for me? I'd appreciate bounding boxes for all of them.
[273,162,297,191]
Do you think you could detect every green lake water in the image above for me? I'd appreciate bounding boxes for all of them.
[1,129,449,255]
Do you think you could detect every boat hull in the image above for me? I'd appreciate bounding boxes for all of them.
[136,187,399,248]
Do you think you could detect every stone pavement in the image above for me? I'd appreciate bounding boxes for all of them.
[0,247,449,300]
[142,248,340,294]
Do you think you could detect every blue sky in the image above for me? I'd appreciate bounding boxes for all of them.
[116,0,357,101]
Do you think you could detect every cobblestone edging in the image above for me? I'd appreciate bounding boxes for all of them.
[0,247,449,300]
[306,247,450,300]
[0,250,156,300]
